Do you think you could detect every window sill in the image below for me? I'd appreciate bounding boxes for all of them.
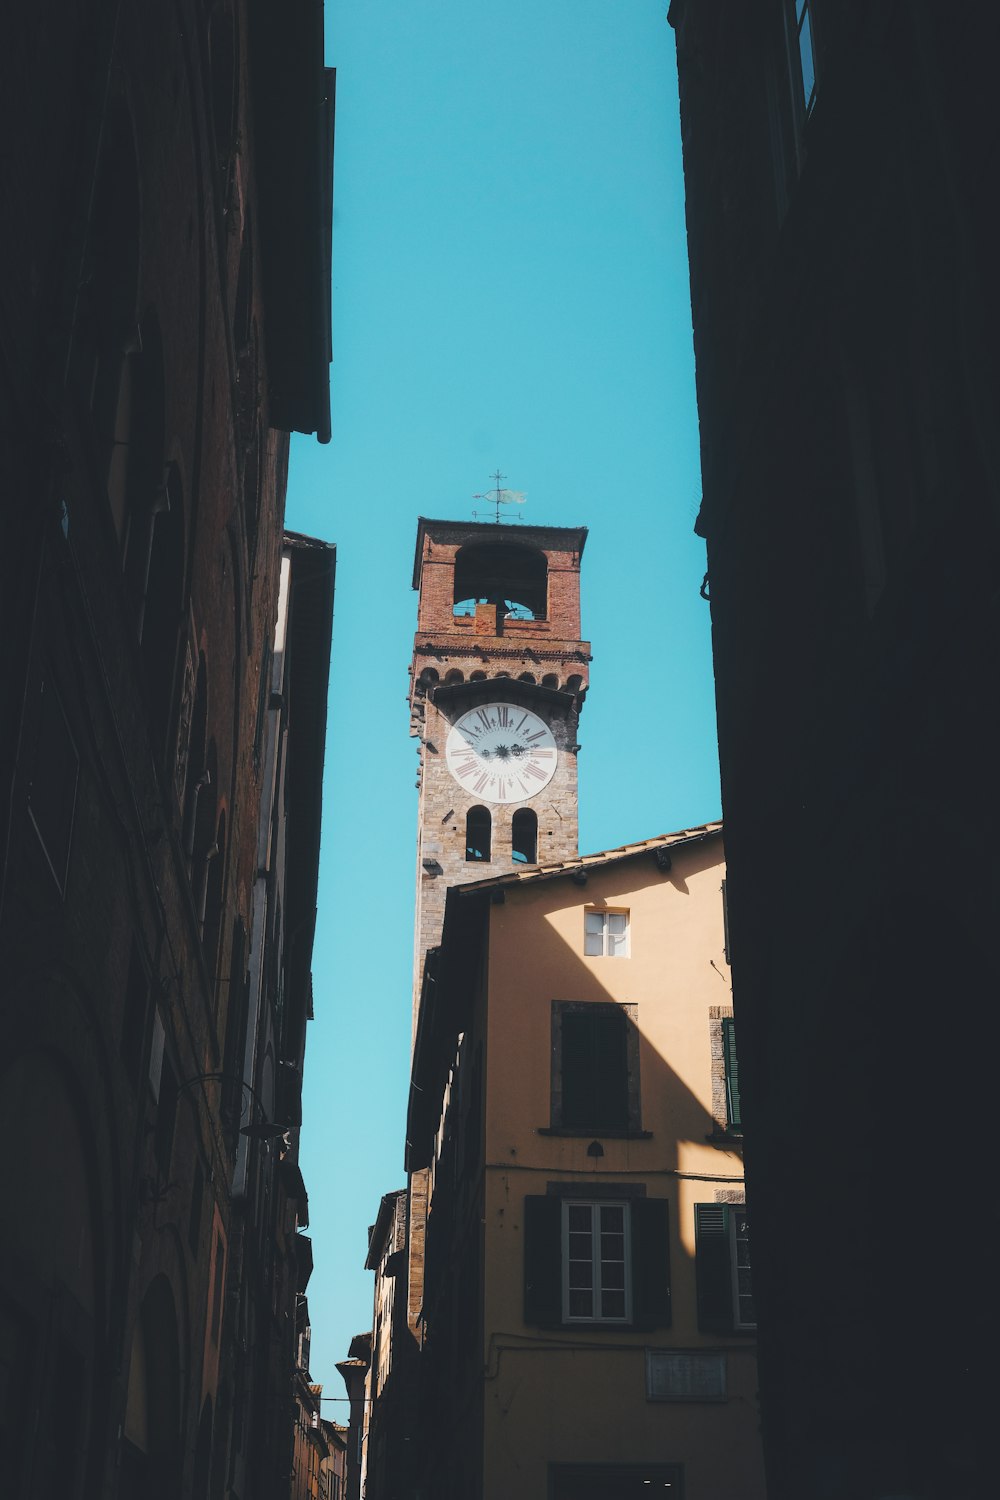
[538,1126,653,1140]
[705,1130,743,1150]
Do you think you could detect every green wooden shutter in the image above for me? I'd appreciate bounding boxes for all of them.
[523,1195,563,1325]
[695,1203,733,1333]
[722,1017,742,1129]
[630,1198,671,1330]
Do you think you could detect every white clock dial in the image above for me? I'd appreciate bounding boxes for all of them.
[445,703,557,804]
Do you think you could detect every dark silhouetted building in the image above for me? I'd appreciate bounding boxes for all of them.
[0,2,333,1496]
[669,4,999,1497]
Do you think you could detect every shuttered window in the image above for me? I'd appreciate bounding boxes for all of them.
[722,1017,742,1130]
[561,1006,629,1130]
[551,1001,643,1135]
[524,1194,670,1330]
[694,1203,756,1333]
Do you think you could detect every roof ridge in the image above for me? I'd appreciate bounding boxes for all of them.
[455,819,723,894]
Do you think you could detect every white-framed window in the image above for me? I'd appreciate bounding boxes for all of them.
[584,909,629,957]
[562,1200,631,1323]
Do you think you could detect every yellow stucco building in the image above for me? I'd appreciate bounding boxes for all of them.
[406,821,766,1500]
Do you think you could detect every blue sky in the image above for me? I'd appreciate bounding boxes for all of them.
[284,0,718,1403]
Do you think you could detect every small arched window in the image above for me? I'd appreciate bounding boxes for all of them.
[512,808,538,865]
[466,806,491,863]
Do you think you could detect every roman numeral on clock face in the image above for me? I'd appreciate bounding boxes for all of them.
[446,704,557,803]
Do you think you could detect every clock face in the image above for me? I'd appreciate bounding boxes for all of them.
[445,703,557,804]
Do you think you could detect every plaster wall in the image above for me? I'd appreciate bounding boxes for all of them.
[478,836,764,1500]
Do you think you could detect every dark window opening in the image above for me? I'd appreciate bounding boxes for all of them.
[453,542,547,621]
[549,1001,644,1135]
[465,805,491,862]
[560,1004,630,1131]
[511,808,537,864]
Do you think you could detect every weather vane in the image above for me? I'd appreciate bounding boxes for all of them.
[472,469,527,524]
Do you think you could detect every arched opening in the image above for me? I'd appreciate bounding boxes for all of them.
[453,542,547,621]
[465,806,491,863]
[444,669,464,685]
[512,808,538,865]
[518,672,536,684]
[566,674,583,695]
[541,673,559,689]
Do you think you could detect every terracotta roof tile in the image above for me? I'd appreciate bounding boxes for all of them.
[456,819,723,894]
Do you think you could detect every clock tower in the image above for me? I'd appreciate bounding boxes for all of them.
[409,517,590,1027]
